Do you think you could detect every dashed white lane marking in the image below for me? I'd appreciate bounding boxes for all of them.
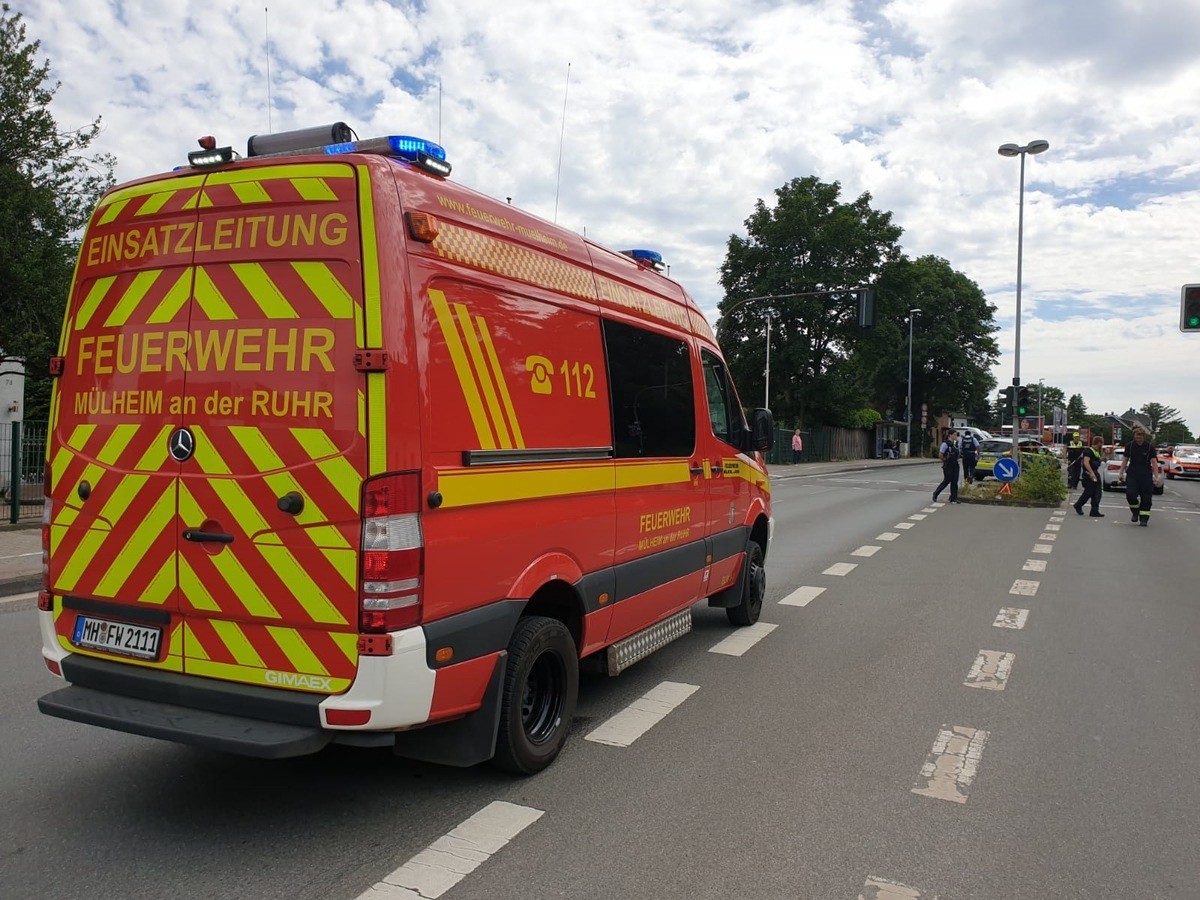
[920,506,939,513]
[0,552,39,561]
[964,650,1015,691]
[1010,579,1039,596]
[858,876,939,899]
[908,514,927,521]
[894,522,915,530]
[1023,559,1047,572]
[780,586,825,607]
[1044,523,1061,531]
[823,562,858,576]
[1038,532,1058,541]
[585,681,698,748]
[359,801,543,899]
[1032,543,1053,554]
[876,532,900,541]
[930,502,945,508]
[851,545,881,557]
[708,622,777,656]
[994,607,1029,629]
[911,725,989,804]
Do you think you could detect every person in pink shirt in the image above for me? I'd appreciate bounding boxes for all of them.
[791,428,803,464]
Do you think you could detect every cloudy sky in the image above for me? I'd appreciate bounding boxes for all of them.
[22,0,1200,434]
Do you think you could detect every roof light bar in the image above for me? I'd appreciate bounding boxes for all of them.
[621,249,666,272]
[188,146,234,168]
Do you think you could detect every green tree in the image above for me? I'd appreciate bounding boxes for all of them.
[1139,402,1186,435]
[0,4,115,419]
[1067,393,1087,423]
[717,176,903,425]
[1157,420,1193,444]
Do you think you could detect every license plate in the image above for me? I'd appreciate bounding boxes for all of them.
[71,615,162,660]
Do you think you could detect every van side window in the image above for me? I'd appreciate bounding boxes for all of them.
[701,349,740,446]
[603,319,695,458]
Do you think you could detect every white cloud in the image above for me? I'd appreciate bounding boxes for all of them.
[18,0,1200,431]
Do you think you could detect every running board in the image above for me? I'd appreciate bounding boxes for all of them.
[603,609,692,676]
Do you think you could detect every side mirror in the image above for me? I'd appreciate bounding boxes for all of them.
[749,408,775,453]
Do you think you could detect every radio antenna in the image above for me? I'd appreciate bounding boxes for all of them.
[553,62,571,223]
[265,7,273,132]
[438,77,443,144]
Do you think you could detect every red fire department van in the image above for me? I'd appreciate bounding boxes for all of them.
[36,123,774,773]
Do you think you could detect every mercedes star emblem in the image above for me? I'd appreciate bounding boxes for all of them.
[168,427,196,462]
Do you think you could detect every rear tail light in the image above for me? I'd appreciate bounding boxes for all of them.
[359,472,423,633]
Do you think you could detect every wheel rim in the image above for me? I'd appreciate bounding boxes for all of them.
[748,557,765,618]
[521,650,566,745]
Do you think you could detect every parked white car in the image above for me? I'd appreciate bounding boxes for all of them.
[1100,448,1165,494]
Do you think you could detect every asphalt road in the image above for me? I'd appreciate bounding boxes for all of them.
[3,465,1198,900]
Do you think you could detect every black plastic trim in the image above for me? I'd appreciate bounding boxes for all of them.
[61,596,171,626]
[577,569,616,615]
[461,446,613,467]
[709,525,750,564]
[59,655,323,727]
[613,538,708,603]
[421,600,524,669]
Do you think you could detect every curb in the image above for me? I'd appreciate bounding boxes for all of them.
[1,574,41,597]
[770,459,935,481]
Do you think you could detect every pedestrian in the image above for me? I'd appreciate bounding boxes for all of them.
[1066,432,1085,489]
[791,428,803,464]
[933,429,961,503]
[1073,435,1105,517]
[960,431,979,484]
[1118,427,1161,527]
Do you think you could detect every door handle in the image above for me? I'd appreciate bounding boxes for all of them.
[689,466,704,476]
[183,530,235,544]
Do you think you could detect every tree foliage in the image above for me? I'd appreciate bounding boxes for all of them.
[0,4,115,417]
[715,176,1001,432]
[1138,402,1184,434]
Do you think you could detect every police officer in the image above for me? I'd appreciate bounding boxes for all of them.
[933,429,961,504]
[1066,432,1085,488]
[960,430,979,484]
[1118,428,1160,527]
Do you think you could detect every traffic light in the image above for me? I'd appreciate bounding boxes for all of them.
[1182,284,1200,332]
[1000,386,1014,414]
[857,288,876,329]
[1017,385,1031,416]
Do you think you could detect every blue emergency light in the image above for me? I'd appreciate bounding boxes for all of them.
[621,249,666,272]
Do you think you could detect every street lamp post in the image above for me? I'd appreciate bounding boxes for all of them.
[907,308,921,455]
[998,138,1049,468]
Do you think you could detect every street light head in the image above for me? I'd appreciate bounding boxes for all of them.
[909,308,922,316]
[1027,139,1050,155]
[998,143,1021,157]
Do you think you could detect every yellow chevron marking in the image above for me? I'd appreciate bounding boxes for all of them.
[454,303,511,448]
[357,388,366,438]
[230,262,299,318]
[95,484,177,597]
[96,198,130,226]
[135,424,175,470]
[135,190,173,217]
[477,314,525,449]
[192,266,237,320]
[267,626,329,675]
[179,189,204,211]
[616,461,693,489]
[292,261,354,319]
[228,426,285,472]
[50,449,76,500]
[292,177,338,202]
[102,269,164,328]
[185,657,349,693]
[96,424,140,466]
[206,540,281,620]
[254,542,347,624]
[229,181,273,205]
[67,423,98,453]
[210,619,266,667]
[291,427,361,511]
[56,527,111,592]
[329,630,358,664]
[439,463,615,508]
[52,505,79,531]
[178,555,220,611]
[191,426,231,475]
[321,548,357,591]
[183,623,211,660]
[261,469,345,543]
[206,164,353,185]
[75,276,117,331]
[429,289,495,449]
[357,166,382,348]
[367,374,387,475]
[146,269,193,324]
[141,556,176,606]
[98,176,204,209]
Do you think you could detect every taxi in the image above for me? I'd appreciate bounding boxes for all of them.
[975,437,1060,481]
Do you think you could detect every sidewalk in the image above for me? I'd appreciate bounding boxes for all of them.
[0,457,937,599]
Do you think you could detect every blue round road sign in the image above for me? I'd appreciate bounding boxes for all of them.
[993,457,1019,482]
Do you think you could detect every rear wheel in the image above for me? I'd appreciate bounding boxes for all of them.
[492,616,578,775]
[727,542,765,626]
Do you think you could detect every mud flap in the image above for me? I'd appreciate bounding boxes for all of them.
[392,651,508,767]
[706,545,749,609]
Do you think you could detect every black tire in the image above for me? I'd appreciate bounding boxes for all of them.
[1167,474,1175,480]
[492,616,578,775]
[727,542,765,626]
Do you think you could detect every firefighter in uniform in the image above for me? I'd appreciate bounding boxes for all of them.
[1066,433,1085,488]
[1118,428,1160,527]
[1072,435,1105,517]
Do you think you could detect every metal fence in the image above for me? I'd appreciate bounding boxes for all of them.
[765,425,871,466]
[1,421,46,523]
